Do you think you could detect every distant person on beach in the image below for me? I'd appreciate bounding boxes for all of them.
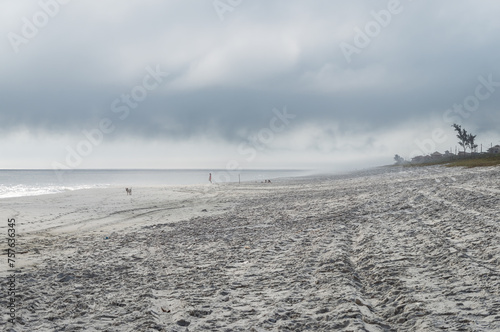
[209,173,212,184]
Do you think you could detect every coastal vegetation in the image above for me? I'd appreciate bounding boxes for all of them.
[394,124,500,168]
[396,154,500,168]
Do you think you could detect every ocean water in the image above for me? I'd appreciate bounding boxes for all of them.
[0,169,307,199]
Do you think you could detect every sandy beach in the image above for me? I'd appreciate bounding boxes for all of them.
[1,166,500,331]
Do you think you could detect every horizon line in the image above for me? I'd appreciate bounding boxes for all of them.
[0,168,312,172]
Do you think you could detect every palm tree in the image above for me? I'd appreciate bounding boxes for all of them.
[452,124,468,155]
[467,133,478,153]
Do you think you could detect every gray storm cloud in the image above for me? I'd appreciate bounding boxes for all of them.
[1,0,500,164]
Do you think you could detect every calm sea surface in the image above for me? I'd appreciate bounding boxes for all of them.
[0,169,308,198]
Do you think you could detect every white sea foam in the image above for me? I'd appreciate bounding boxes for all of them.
[0,184,108,199]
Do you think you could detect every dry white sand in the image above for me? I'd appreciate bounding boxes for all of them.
[1,166,500,331]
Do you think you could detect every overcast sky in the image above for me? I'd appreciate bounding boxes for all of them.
[1,0,499,171]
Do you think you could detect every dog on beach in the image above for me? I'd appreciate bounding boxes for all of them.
[125,188,132,195]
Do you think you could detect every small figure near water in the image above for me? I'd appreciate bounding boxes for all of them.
[209,173,212,184]
[125,188,132,195]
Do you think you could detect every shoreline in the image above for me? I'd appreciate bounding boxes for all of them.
[1,166,499,330]
[0,169,312,201]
